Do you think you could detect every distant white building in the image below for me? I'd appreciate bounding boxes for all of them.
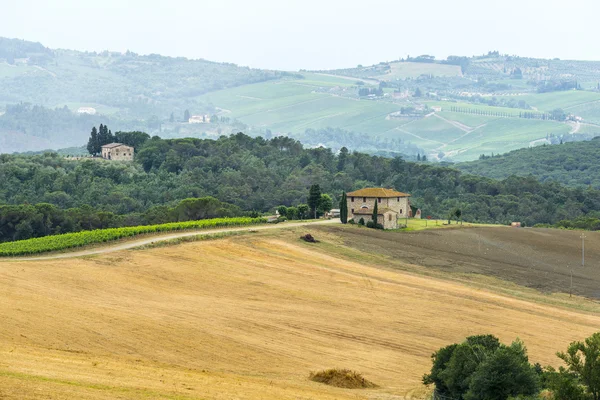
[77,107,97,115]
[189,115,211,124]
[432,106,442,112]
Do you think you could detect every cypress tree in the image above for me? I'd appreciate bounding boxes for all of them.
[372,200,378,225]
[87,126,98,156]
[340,192,348,224]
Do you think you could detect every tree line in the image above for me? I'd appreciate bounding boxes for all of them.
[0,196,242,243]
[3,132,600,242]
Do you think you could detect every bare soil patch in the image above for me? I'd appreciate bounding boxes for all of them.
[315,225,600,299]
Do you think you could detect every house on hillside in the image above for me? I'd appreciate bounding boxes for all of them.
[101,143,134,161]
[346,188,412,229]
[77,107,97,115]
[188,115,211,124]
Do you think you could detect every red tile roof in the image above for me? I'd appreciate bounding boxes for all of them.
[347,188,410,198]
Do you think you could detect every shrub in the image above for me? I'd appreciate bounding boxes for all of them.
[366,220,375,228]
[358,218,365,226]
[348,219,356,224]
[300,233,318,243]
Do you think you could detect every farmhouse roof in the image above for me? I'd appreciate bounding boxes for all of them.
[347,188,410,198]
[353,207,398,215]
[101,143,129,149]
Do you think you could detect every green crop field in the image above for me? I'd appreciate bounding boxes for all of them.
[568,102,600,125]
[374,62,462,80]
[509,91,600,112]
[0,217,266,256]
[443,118,572,160]
[383,116,464,145]
[435,111,498,127]
[196,75,587,161]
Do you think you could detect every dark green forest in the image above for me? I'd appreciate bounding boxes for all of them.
[456,138,600,189]
[3,132,600,242]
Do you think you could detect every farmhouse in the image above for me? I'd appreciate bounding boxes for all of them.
[188,115,211,124]
[101,143,134,161]
[347,188,411,229]
[77,107,97,115]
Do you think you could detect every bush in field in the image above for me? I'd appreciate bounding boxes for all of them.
[423,335,540,400]
[0,217,266,257]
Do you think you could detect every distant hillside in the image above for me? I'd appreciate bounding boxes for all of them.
[456,138,600,188]
[0,37,284,118]
[4,39,600,160]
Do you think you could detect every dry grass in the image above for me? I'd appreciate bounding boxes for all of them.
[1,228,600,399]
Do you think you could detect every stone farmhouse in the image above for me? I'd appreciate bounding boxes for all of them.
[346,188,415,229]
[101,143,134,161]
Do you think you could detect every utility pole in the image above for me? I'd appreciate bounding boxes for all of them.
[581,233,586,267]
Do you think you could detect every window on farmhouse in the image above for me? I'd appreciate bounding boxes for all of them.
[351,197,354,202]
[363,197,366,202]
[388,214,392,221]
[400,209,403,214]
[378,198,381,203]
[397,197,400,201]
[351,209,354,213]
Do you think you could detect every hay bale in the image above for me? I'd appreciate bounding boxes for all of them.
[309,369,377,389]
[300,233,318,243]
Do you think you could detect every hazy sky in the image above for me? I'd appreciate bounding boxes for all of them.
[1,0,598,70]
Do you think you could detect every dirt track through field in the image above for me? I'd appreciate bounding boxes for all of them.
[1,228,600,399]
[0,219,338,261]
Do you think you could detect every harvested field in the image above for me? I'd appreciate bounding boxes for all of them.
[317,225,600,299]
[1,227,599,399]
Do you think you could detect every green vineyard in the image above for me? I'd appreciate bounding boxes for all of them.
[0,217,267,257]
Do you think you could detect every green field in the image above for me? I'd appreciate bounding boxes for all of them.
[374,62,462,80]
[443,118,571,160]
[196,75,586,161]
[509,91,600,112]
[436,111,498,127]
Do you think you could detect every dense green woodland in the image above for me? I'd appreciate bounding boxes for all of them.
[3,133,600,241]
[456,138,600,189]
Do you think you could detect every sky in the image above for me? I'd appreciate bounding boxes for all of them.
[1,0,598,71]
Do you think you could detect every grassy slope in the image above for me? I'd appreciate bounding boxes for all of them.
[1,227,600,399]
[197,76,581,161]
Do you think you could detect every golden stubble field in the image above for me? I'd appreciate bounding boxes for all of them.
[1,228,600,399]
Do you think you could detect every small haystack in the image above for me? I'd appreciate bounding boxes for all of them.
[309,369,377,389]
[300,233,318,243]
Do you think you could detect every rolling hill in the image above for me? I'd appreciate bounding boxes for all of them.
[3,38,600,160]
[456,137,600,188]
[1,225,600,399]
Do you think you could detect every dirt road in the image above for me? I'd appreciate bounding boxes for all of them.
[1,219,339,262]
